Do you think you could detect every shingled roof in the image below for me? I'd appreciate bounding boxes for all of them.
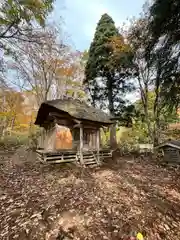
[35,98,113,126]
[156,139,180,150]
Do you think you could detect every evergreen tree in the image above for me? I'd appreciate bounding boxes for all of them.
[84,13,133,116]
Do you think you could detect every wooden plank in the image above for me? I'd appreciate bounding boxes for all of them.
[46,159,75,162]
[36,154,43,160]
[89,132,93,148]
[92,151,99,164]
[63,155,77,158]
[96,129,100,164]
[36,149,46,154]
[79,125,84,165]
[44,124,57,152]
[37,128,45,149]
[36,153,45,160]
[83,156,95,159]
[46,155,76,160]
[93,133,96,149]
[76,153,79,162]
[45,150,77,156]
[36,151,43,156]
[100,152,112,155]
[82,153,95,156]
[46,159,76,163]
[72,123,81,128]
[46,155,76,159]
[85,162,97,165]
[37,154,47,162]
[46,157,76,161]
[84,158,96,162]
[37,157,46,163]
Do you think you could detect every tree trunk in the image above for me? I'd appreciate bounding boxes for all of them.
[107,76,117,148]
[138,75,152,143]
[152,106,161,146]
[1,115,8,138]
[11,116,15,131]
[110,122,117,148]
[153,67,161,147]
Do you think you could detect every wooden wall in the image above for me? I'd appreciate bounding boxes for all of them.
[163,146,180,163]
[55,127,99,150]
[39,123,101,151]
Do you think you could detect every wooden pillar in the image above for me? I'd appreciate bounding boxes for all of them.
[79,125,84,165]
[38,127,44,149]
[41,127,46,149]
[110,121,117,149]
[90,133,92,149]
[89,132,93,149]
[99,129,101,148]
[93,132,96,149]
[96,128,100,164]
[71,129,75,149]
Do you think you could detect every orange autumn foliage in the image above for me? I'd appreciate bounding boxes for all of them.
[0,89,38,132]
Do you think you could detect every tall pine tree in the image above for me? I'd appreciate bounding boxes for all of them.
[84,13,133,147]
[84,13,133,116]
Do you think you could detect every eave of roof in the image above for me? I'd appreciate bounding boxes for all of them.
[155,140,180,150]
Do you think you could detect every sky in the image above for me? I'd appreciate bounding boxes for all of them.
[51,0,146,51]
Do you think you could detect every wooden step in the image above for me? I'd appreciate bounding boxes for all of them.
[84,158,96,161]
[83,152,97,166]
[85,161,97,165]
[84,158,96,162]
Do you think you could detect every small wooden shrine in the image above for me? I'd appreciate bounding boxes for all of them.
[156,139,180,163]
[35,98,114,165]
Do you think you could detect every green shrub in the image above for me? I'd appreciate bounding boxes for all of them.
[0,134,29,150]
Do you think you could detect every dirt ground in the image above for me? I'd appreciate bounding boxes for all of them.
[0,149,180,240]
